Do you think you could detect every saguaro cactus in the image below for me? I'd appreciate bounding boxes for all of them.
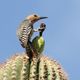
[0,16,68,80]
[0,53,67,80]
[0,29,68,80]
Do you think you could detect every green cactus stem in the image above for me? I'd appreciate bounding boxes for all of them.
[0,53,67,80]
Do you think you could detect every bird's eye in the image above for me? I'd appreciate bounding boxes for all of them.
[34,15,37,17]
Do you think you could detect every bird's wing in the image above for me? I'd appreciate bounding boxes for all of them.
[16,20,33,47]
[17,20,32,39]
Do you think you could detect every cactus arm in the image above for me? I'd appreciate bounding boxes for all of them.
[29,58,38,80]
[39,57,48,80]
[46,59,57,80]
[20,56,31,80]
[3,60,13,80]
[11,56,23,80]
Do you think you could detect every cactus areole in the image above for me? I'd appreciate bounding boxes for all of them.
[0,53,67,80]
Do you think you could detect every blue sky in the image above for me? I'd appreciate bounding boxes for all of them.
[0,0,80,80]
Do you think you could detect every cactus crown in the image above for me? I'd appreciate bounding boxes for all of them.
[0,53,67,80]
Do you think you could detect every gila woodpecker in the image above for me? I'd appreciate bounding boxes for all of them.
[17,14,47,57]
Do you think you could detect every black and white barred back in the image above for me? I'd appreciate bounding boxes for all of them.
[17,19,33,48]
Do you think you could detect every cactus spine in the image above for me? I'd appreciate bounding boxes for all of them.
[0,53,67,80]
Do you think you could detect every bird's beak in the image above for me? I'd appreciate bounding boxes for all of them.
[38,17,48,20]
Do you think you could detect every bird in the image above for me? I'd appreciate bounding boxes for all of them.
[17,14,47,58]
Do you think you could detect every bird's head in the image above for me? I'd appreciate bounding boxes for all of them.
[26,14,48,23]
